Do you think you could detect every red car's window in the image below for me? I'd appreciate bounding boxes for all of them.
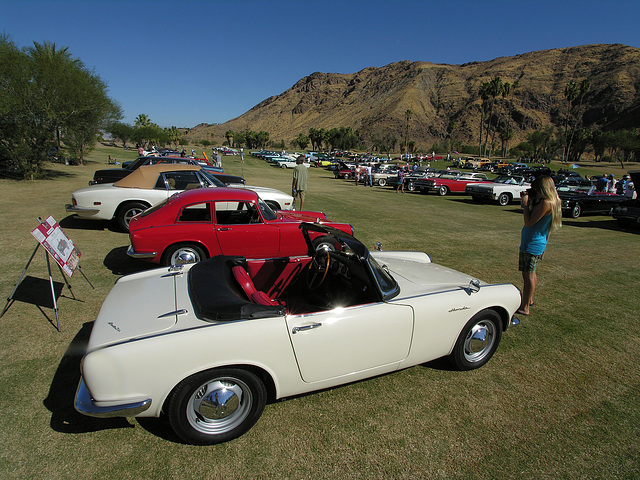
[214,201,262,225]
[178,202,212,222]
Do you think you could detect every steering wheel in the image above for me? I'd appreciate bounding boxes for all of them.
[306,249,330,290]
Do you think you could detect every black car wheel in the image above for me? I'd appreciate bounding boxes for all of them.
[167,368,267,445]
[448,309,502,371]
[438,185,449,196]
[264,200,281,211]
[116,202,148,232]
[407,181,416,192]
[498,193,511,206]
[377,178,387,187]
[571,203,582,219]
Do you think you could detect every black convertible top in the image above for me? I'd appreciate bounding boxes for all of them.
[188,256,285,322]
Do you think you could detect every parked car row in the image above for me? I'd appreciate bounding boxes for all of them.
[66,164,294,231]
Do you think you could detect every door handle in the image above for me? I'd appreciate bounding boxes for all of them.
[217,227,231,231]
[292,323,322,334]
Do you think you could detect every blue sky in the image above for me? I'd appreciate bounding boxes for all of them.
[2,0,639,128]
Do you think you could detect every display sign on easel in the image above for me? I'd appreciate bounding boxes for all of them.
[31,216,82,276]
[1,216,93,332]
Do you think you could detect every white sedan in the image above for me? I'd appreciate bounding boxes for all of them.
[66,164,294,231]
[75,224,521,445]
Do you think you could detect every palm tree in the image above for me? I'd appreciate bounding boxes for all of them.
[224,130,235,147]
[478,81,491,154]
[565,79,591,162]
[482,76,503,158]
[26,41,79,146]
[135,114,151,127]
[404,109,412,157]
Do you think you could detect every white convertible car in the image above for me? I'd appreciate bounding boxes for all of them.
[75,224,521,445]
[465,174,531,206]
[66,164,294,231]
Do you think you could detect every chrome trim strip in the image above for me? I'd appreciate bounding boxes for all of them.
[74,379,151,418]
[158,309,188,318]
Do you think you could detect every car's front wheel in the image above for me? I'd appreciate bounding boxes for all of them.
[117,201,148,232]
[264,200,281,211]
[377,178,387,187]
[163,243,206,266]
[497,193,511,206]
[406,181,416,192]
[571,203,582,218]
[448,309,502,370]
[167,368,267,445]
[438,185,449,196]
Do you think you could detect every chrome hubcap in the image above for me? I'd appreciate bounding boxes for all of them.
[187,379,252,434]
[463,320,496,363]
[171,249,199,265]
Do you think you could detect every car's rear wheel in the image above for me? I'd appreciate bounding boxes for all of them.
[377,178,387,187]
[117,201,148,232]
[407,181,416,192]
[163,243,206,266]
[264,200,281,211]
[438,185,449,196]
[167,368,267,445]
[498,193,511,206]
[571,203,582,218]
[448,309,502,370]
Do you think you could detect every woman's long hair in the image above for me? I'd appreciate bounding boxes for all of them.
[532,175,562,232]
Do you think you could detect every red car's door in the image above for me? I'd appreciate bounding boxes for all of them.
[213,201,281,257]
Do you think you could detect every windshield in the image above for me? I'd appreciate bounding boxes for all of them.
[367,255,399,300]
[258,199,277,220]
[140,198,170,217]
[199,169,227,188]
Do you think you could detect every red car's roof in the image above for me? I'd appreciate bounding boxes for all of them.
[167,187,258,204]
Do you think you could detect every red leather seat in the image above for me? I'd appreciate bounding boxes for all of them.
[232,265,281,307]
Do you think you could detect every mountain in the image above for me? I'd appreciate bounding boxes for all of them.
[186,44,640,150]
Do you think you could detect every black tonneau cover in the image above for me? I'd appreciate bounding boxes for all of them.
[188,256,285,321]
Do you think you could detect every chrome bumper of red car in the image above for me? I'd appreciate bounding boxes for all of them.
[126,245,157,259]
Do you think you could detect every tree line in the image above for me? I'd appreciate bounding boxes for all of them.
[0,36,121,178]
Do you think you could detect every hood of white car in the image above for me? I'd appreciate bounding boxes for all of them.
[372,252,479,297]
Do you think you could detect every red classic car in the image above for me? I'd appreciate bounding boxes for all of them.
[416,172,491,196]
[127,187,354,266]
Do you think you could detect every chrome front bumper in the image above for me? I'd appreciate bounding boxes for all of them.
[126,245,157,259]
[74,378,152,418]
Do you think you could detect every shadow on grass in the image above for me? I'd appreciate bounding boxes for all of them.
[59,215,122,232]
[43,322,134,434]
[562,217,636,232]
[104,246,158,276]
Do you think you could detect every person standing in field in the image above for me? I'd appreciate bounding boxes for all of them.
[517,175,562,316]
[291,155,309,210]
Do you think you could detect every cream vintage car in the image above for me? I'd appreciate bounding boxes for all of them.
[465,174,531,205]
[75,224,521,445]
[66,164,294,231]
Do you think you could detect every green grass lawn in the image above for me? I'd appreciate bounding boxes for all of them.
[1,144,639,479]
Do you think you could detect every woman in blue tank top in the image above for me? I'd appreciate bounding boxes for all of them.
[518,176,561,316]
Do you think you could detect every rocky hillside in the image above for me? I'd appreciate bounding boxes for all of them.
[186,44,640,150]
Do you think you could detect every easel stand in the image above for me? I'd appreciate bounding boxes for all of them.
[1,243,94,332]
